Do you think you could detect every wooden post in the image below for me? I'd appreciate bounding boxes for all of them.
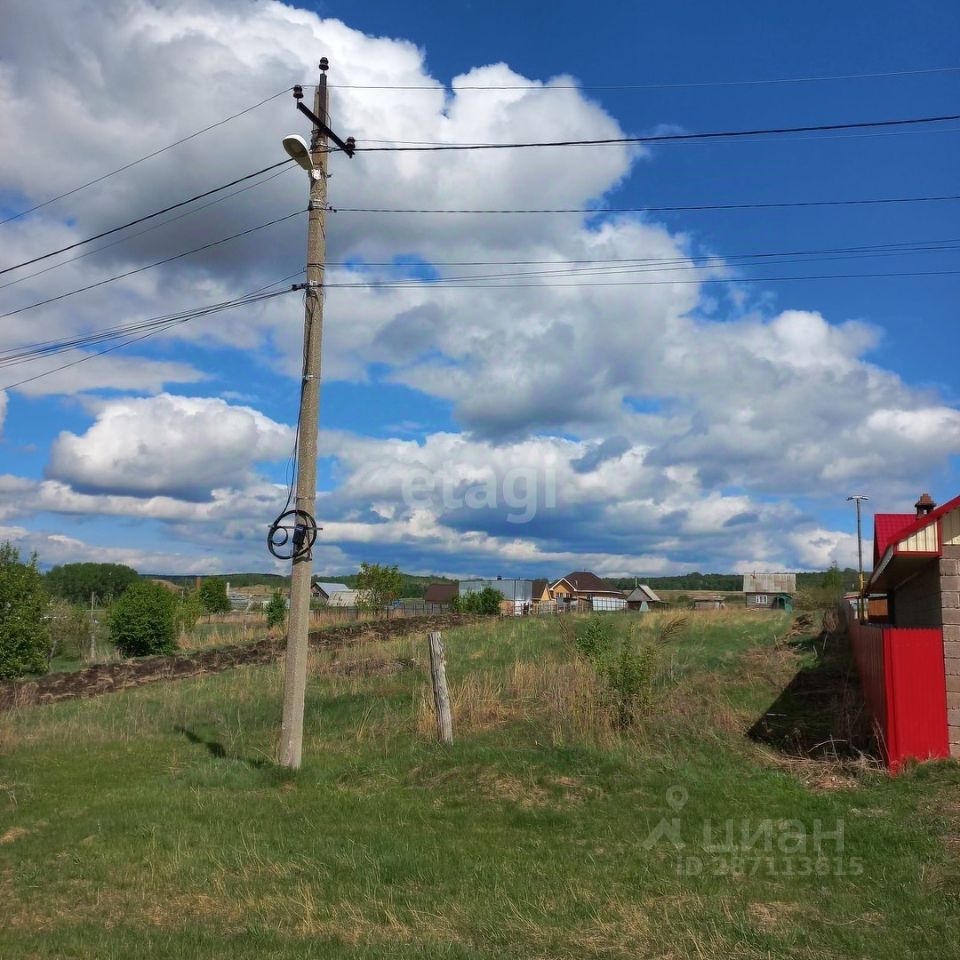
[428,631,453,743]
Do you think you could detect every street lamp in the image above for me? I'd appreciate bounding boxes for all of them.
[847,495,869,622]
[282,135,319,178]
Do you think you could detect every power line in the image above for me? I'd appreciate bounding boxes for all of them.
[0,280,302,391]
[324,268,960,289]
[321,245,960,287]
[0,88,294,227]
[321,237,960,268]
[0,160,295,276]
[334,193,960,215]
[326,65,960,91]
[350,113,960,152]
[0,164,298,292]
[0,210,306,320]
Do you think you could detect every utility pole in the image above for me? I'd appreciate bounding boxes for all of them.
[847,495,869,622]
[277,59,354,770]
[88,592,97,661]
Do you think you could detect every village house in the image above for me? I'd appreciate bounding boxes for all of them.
[843,492,960,765]
[624,584,664,612]
[423,582,458,610]
[550,571,626,612]
[311,581,350,602]
[742,572,796,611]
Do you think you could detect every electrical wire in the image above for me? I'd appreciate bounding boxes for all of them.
[323,268,960,290]
[320,245,960,288]
[348,113,960,151]
[0,160,295,276]
[319,237,960,268]
[333,193,960,215]
[0,278,303,390]
[0,164,299,292]
[325,65,960,91]
[0,88,294,227]
[0,209,306,320]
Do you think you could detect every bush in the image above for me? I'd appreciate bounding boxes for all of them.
[603,639,659,728]
[47,599,91,662]
[109,581,177,657]
[575,616,612,661]
[174,591,202,638]
[574,616,659,728]
[0,542,49,679]
[266,590,287,629]
[454,587,504,616]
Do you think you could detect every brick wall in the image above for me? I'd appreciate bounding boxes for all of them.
[941,545,960,756]
[893,560,943,628]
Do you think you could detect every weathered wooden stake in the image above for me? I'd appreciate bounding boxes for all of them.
[428,631,453,743]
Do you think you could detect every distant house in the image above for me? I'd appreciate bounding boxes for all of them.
[691,596,726,610]
[312,581,350,602]
[742,573,797,610]
[327,589,360,608]
[550,571,626,612]
[424,583,458,610]
[531,579,552,608]
[625,585,664,612]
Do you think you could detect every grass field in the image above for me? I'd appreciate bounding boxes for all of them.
[3,610,960,958]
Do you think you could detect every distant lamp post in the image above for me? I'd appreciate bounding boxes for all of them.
[847,495,869,622]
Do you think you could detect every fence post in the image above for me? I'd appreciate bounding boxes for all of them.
[428,631,454,744]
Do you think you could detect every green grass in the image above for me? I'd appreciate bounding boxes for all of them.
[2,611,960,958]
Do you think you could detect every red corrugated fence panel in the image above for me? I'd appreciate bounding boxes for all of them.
[883,627,949,770]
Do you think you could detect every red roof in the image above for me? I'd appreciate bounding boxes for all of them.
[884,493,960,554]
[873,514,916,565]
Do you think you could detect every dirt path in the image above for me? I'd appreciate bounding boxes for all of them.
[0,614,474,712]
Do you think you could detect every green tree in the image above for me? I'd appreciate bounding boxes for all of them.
[0,542,49,679]
[174,591,203,639]
[266,590,287,629]
[45,562,138,604]
[109,581,176,657]
[197,578,230,617]
[355,563,404,612]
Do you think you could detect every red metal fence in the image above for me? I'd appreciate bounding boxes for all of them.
[846,607,948,770]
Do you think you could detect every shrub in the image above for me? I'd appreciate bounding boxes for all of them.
[454,587,504,616]
[174,591,202,639]
[575,616,612,662]
[109,581,177,657]
[355,562,403,612]
[0,542,49,679]
[47,599,91,662]
[603,639,659,728]
[266,590,287,629]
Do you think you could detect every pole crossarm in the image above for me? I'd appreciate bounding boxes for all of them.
[296,101,356,157]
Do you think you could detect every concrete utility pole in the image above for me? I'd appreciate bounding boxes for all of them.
[278,71,329,769]
[847,494,869,623]
[277,60,353,770]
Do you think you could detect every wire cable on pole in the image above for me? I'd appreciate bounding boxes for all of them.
[333,193,960,215]
[0,160,296,276]
[348,113,960,152]
[0,164,299,292]
[0,277,303,390]
[0,210,306,319]
[325,65,960,91]
[0,88,294,227]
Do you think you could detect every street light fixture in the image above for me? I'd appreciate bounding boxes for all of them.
[282,135,318,177]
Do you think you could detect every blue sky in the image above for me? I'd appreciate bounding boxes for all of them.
[0,0,958,577]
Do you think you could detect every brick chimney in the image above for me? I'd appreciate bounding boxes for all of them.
[915,492,936,517]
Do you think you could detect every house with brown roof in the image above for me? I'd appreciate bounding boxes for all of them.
[550,571,626,612]
[423,582,458,610]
